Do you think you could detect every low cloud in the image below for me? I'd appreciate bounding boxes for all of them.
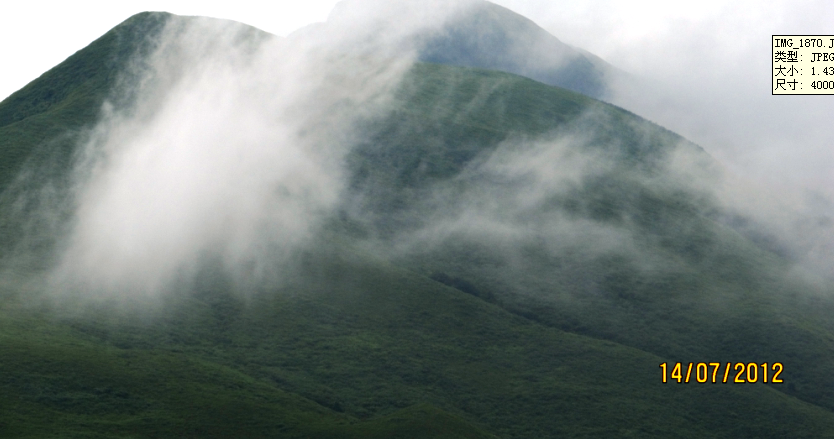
[34,13,415,299]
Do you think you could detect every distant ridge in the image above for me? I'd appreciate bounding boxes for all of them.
[316,0,617,99]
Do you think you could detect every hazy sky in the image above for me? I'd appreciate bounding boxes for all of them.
[2,0,833,200]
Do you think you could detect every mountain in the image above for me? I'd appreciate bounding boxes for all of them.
[413,1,615,98]
[2,7,834,439]
[302,0,618,99]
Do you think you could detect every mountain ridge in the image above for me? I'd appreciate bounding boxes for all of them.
[300,0,619,99]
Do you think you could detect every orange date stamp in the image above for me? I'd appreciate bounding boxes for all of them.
[660,362,784,383]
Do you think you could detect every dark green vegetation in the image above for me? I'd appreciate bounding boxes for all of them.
[3,10,834,438]
[0,13,166,192]
[4,247,834,438]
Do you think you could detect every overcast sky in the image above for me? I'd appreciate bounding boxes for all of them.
[2,0,833,203]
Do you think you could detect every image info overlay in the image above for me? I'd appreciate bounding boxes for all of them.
[773,35,834,95]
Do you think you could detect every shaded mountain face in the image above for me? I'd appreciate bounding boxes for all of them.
[2,7,834,439]
[303,0,615,99]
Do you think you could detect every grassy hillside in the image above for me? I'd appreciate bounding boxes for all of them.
[342,61,834,415]
[2,10,834,438]
[4,243,834,438]
[0,12,170,193]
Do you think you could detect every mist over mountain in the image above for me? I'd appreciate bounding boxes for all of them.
[1,2,834,438]
[297,0,618,99]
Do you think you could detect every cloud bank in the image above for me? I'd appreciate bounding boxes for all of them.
[43,13,419,298]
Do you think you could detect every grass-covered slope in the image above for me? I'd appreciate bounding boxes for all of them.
[0,279,500,438]
[4,244,834,438]
[344,61,834,417]
[0,12,170,194]
[3,10,834,438]
[346,61,684,219]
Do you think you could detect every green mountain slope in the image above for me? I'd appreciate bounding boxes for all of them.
[343,61,834,415]
[3,243,834,438]
[0,311,496,439]
[2,10,834,438]
[0,12,168,193]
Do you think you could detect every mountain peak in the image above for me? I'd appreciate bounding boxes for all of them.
[312,0,615,99]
